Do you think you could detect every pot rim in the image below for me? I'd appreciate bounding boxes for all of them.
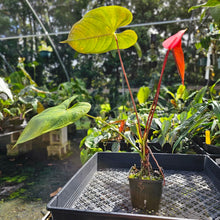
[128,166,164,182]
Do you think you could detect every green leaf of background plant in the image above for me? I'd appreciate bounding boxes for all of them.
[14,96,91,146]
[137,86,151,104]
[17,63,38,87]
[172,105,208,152]
[176,85,186,100]
[124,131,137,148]
[211,119,217,132]
[195,42,202,50]
[193,86,207,104]
[179,111,188,122]
[160,120,171,145]
[189,0,220,12]
[210,100,220,122]
[134,42,142,58]
[161,120,171,135]
[200,10,207,21]
[210,5,220,25]
[61,6,137,54]
[3,108,15,117]
[80,147,103,164]
[210,78,220,100]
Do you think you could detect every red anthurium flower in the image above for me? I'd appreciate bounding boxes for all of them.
[144,29,186,144]
[119,120,126,132]
[110,120,126,132]
[162,29,186,49]
[162,29,186,85]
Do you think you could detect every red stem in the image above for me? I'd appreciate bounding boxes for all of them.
[114,34,168,184]
[143,50,170,185]
[147,143,165,185]
[114,35,142,139]
[144,50,170,139]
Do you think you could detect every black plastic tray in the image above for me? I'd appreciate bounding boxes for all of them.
[47,152,220,220]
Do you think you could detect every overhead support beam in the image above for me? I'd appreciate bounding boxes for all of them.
[0,18,201,41]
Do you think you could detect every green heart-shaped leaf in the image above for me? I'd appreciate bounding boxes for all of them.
[61,6,137,54]
[14,95,91,146]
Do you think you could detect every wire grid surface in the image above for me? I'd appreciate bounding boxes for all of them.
[69,169,220,219]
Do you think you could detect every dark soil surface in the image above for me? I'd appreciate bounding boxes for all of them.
[0,137,83,220]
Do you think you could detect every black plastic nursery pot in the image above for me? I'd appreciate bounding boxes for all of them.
[47,152,220,220]
[128,177,163,211]
[39,50,51,58]
[203,143,220,154]
[192,137,220,165]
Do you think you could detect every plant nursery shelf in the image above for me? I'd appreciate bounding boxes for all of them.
[47,152,220,220]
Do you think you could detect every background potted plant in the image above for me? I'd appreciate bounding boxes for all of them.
[190,80,220,158]
[0,77,28,133]
[14,6,187,212]
[38,40,53,58]
[164,80,220,157]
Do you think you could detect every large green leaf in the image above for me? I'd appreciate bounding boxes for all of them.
[14,96,91,146]
[61,6,137,54]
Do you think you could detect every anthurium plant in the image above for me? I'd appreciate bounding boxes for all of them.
[14,6,186,184]
[61,5,186,182]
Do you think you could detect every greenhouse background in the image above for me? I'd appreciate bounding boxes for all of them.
[0,1,220,220]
